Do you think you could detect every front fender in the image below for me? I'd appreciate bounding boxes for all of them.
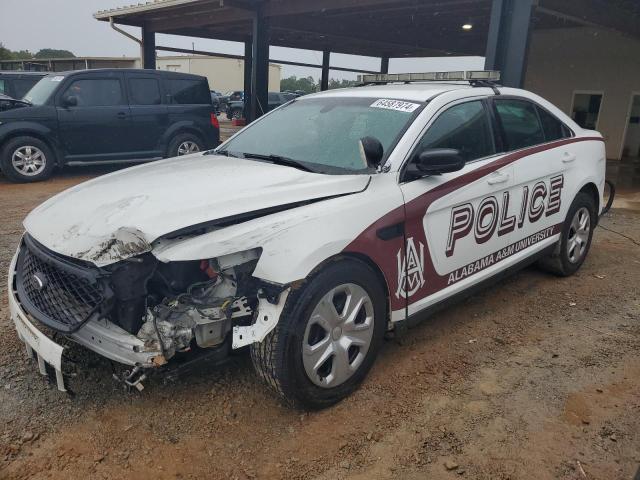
[0,121,62,166]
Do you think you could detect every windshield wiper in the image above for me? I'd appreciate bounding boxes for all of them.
[209,149,241,158]
[241,153,315,172]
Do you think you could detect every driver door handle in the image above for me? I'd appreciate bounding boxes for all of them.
[116,111,127,119]
[562,152,576,163]
[487,172,510,185]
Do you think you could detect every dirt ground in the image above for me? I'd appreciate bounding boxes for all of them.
[0,149,639,479]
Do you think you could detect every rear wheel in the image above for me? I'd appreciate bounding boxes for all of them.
[538,192,596,276]
[1,136,55,183]
[167,133,203,158]
[251,259,386,409]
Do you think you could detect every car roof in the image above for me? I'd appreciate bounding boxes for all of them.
[0,71,48,77]
[49,68,207,80]
[306,82,475,102]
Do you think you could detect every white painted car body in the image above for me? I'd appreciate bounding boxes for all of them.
[8,82,606,390]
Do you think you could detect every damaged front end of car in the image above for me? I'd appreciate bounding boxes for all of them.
[10,231,288,391]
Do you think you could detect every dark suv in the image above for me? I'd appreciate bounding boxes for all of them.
[0,69,220,182]
[0,71,48,100]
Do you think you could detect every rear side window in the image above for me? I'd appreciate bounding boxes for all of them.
[62,78,124,106]
[416,100,495,163]
[166,78,209,104]
[536,106,572,141]
[494,99,545,151]
[13,78,41,99]
[128,78,161,105]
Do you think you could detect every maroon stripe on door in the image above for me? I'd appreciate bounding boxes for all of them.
[344,136,602,312]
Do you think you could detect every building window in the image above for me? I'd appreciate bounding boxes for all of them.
[571,92,603,130]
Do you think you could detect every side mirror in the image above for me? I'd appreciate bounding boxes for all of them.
[359,136,384,168]
[62,95,77,108]
[407,148,465,176]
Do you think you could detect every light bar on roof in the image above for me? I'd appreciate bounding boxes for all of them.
[357,70,501,83]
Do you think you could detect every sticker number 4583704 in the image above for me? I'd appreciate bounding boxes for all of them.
[370,99,420,113]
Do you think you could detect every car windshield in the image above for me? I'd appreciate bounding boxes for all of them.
[219,96,422,173]
[23,74,64,105]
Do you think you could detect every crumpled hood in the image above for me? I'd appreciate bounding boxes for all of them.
[24,154,370,265]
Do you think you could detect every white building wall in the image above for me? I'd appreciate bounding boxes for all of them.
[525,27,640,159]
[156,56,281,93]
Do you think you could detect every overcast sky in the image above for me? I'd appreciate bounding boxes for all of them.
[1,0,484,80]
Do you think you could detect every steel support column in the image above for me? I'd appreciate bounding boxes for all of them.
[484,0,534,88]
[250,6,269,120]
[380,57,389,74]
[243,39,253,121]
[141,24,156,69]
[320,50,330,91]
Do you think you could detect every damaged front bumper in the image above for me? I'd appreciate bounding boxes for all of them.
[8,252,165,391]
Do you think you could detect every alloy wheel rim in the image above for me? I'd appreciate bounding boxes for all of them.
[12,146,46,176]
[302,283,374,388]
[567,207,590,263]
[177,141,200,155]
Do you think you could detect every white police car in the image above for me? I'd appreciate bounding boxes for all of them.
[8,71,607,408]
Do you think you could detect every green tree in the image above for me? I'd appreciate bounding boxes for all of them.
[280,75,318,94]
[0,43,12,60]
[11,50,33,60]
[35,48,75,59]
[328,78,358,90]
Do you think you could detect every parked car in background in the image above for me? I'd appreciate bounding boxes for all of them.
[0,71,48,101]
[210,90,221,115]
[0,93,31,112]
[226,91,296,119]
[0,69,219,182]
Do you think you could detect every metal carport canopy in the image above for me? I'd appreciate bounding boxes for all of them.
[94,0,640,120]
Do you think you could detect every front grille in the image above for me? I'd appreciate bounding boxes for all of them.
[15,235,108,333]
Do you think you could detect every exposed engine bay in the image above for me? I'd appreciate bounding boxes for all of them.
[104,248,277,365]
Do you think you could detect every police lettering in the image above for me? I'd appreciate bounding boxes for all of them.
[445,174,564,257]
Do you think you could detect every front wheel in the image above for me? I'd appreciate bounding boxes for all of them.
[1,136,55,183]
[538,191,596,276]
[251,259,386,409]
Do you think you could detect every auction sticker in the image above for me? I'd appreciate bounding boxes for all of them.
[370,99,420,113]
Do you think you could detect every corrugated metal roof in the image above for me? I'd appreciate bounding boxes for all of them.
[94,0,201,19]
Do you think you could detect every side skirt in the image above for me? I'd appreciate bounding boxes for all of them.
[396,243,556,331]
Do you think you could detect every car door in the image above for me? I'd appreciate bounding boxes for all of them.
[399,98,520,316]
[125,74,168,158]
[491,98,573,249]
[56,73,132,161]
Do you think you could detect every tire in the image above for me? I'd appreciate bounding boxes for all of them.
[166,133,203,158]
[538,191,596,276]
[1,136,55,183]
[251,259,386,409]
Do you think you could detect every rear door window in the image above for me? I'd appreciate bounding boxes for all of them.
[13,78,41,99]
[166,78,209,104]
[62,78,125,106]
[128,77,162,105]
[494,99,545,151]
